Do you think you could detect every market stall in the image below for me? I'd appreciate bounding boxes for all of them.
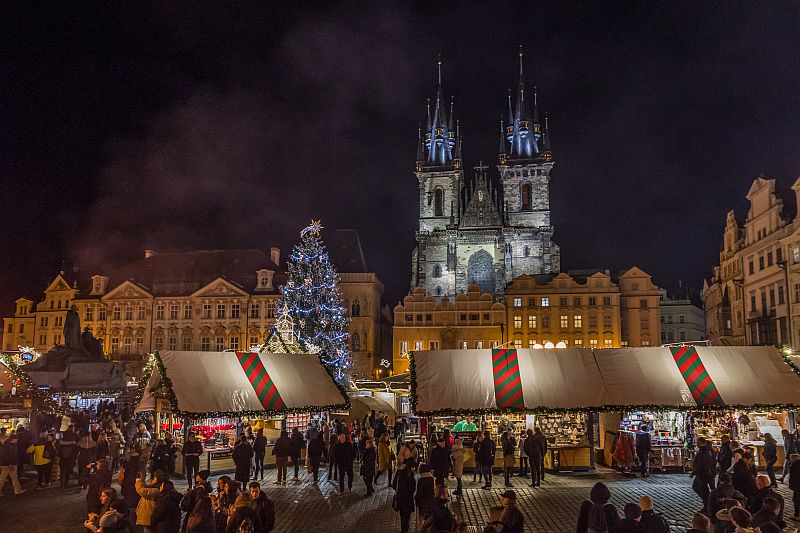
[135,350,349,474]
[0,354,62,435]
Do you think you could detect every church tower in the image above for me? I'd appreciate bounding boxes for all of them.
[497,47,560,280]
[411,56,464,296]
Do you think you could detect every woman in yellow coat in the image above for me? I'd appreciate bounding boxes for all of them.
[26,434,55,488]
[377,433,394,487]
[135,471,165,529]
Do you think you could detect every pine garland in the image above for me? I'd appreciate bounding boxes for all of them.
[0,352,62,414]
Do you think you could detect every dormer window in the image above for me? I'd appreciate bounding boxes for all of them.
[256,269,274,290]
[90,275,109,295]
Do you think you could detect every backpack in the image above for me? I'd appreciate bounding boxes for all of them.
[237,517,255,533]
[587,502,609,533]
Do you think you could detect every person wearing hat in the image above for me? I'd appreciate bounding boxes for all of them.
[691,437,716,510]
[609,503,641,533]
[638,495,669,533]
[499,490,524,533]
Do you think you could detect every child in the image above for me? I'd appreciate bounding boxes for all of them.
[789,452,800,517]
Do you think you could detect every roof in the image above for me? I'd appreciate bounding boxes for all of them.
[327,230,368,273]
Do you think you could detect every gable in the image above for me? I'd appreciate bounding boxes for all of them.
[44,275,72,293]
[191,277,249,299]
[459,185,503,229]
[102,280,153,301]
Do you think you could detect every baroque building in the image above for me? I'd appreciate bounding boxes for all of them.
[659,288,706,344]
[411,51,559,300]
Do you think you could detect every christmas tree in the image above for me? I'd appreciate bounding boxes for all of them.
[274,220,351,381]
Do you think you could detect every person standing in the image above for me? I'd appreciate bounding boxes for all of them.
[501,431,516,487]
[27,434,55,489]
[429,437,451,491]
[77,429,97,488]
[393,460,417,533]
[518,431,528,478]
[15,423,32,475]
[780,429,797,483]
[691,437,716,510]
[361,437,377,495]
[763,433,779,487]
[248,481,276,532]
[472,433,484,485]
[498,490,524,533]
[106,422,125,473]
[307,431,325,484]
[789,452,800,517]
[732,452,758,505]
[333,433,354,493]
[232,434,253,490]
[59,424,78,487]
[478,430,495,490]
[272,430,292,485]
[414,465,435,524]
[532,427,547,483]
[327,429,339,483]
[86,459,113,516]
[182,433,204,489]
[450,437,465,497]
[252,429,267,482]
[376,432,394,487]
[576,482,621,533]
[0,432,24,495]
[150,480,182,533]
[289,427,305,482]
[718,434,734,481]
[635,424,652,478]
[523,429,542,488]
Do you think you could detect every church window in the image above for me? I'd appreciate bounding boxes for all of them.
[434,188,444,217]
[521,183,532,211]
[433,264,442,278]
[467,250,496,295]
[435,286,442,296]
[524,246,530,257]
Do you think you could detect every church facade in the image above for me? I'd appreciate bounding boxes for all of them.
[411,51,560,300]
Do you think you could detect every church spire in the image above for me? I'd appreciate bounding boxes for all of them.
[504,46,543,160]
[498,117,507,163]
[420,54,457,168]
[415,124,424,169]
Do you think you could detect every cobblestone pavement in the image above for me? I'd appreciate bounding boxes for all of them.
[3,466,800,532]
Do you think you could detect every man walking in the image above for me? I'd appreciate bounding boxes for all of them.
[523,429,543,487]
[635,424,652,478]
[692,437,716,510]
[181,433,203,489]
[333,433,354,493]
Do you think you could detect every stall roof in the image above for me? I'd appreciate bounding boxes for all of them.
[350,394,395,413]
[410,346,800,415]
[135,351,350,419]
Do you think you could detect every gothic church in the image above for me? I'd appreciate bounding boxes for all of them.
[411,50,560,299]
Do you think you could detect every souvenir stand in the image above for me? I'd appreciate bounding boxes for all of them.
[0,354,62,434]
[410,347,604,473]
[596,345,800,474]
[134,349,349,476]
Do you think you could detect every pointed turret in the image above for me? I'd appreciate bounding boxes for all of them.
[498,118,507,164]
[420,54,457,168]
[415,124,424,170]
[503,46,544,160]
[454,120,462,161]
[542,115,552,161]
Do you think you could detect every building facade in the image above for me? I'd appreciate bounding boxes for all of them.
[392,285,505,373]
[3,235,388,376]
[659,289,706,344]
[411,52,559,301]
[703,176,800,348]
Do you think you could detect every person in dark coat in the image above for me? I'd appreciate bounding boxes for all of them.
[272,431,292,485]
[499,490,525,533]
[635,424,651,478]
[751,496,784,529]
[637,496,669,533]
[523,429,542,488]
[59,424,78,487]
[119,456,140,510]
[333,433,354,493]
[150,480,183,533]
[182,433,204,489]
[289,428,305,482]
[185,494,216,533]
[609,503,641,533]
[415,464,435,518]
[151,439,172,477]
[751,474,785,521]
[707,472,747,529]
[232,435,253,490]
[762,433,779,487]
[307,432,325,484]
[789,453,800,517]
[247,482,275,533]
[421,485,455,533]
[394,460,417,533]
[252,430,267,482]
[181,485,208,532]
[429,437,450,488]
[691,438,716,510]
[780,429,797,482]
[576,482,620,533]
[531,427,548,483]
[732,452,758,504]
[86,459,113,515]
[717,435,733,482]
[225,492,262,533]
[361,437,377,495]
[478,430,495,489]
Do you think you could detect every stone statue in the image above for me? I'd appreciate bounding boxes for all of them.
[64,305,85,354]
[27,304,100,371]
[81,328,104,360]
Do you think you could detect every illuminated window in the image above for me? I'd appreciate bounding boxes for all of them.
[528,339,536,348]
[460,341,468,349]
[560,315,568,328]
[589,339,598,347]
[491,341,499,348]
[541,297,550,307]
[475,341,483,349]
[202,304,212,319]
[169,305,179,320]
[642,340,650,346]
[528,315,537,329]
[414,341,424,351]
[574,339,583,346]
[513,340,523,348]
[513,297,522,308]
[573,315,582,328]
[604,339,613,347]
[400,341,408,353]
[514,315,522,328]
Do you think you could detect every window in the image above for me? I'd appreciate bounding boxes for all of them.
[491,341,499,348]
[524,246,530,257]
[352,333,361,352]
[266,301,276,318]
[156,305,165,320]
[514,315,522,328]
[40,316,48,326]
[184,305,193,320]
[433,264,442,278]
[250,304,260,319]
[182,336,191,350]
[434,188,444,217]
[435,286,442,296]
[603,315,612,328]
[155,336,165,351]
[603,296,611,306]
[201,337,210,351]
[560,315,569,328]
[679,315,685,324]
[231,304,241,319]
[202,304,212,319]
[588,297,597,306]
[351,301,361,316]
[521,183,532,210]
[560,297,568,307]
[165,304,176,320]
[415,341,424,351]
[541,297,550,307]
[113,306,121,320]
[249,336,259,348]
[475,341,483,349]
[680,331,686,341]
[777,247,783,263]
[53,334,62,344]
[642,340,650,346]
[85,307,93,322]
[660,315,665,323]
[574,339,583,346]
[99,306,106,321]
[230,336,239,351]
[639,299,648,309]
[416,315,423,322]
[759,255,765,270]
[573,297,581,306]
[779,285,785,305]
[541,315,550,329]
[55,316,63,327]
[215,336,225,351]
[751,291,757,310]
[469,313,479,321]
[767,251,773,266]
[513,339,523,348]
[604,339,612,347]
[400,341,408,354]
[429,340,439,350]
[138,306,146,320]
[641,318,649,330]
[589,339,598,347]
[18,323,24,333]
[528,315,537,329]
[111,337,120,352]
[748,260,755,275]
[528,298,536,307]
[769,287,775,308]
[6,323,12,333]
[39,334,46,345]
[168,337,177,351]
[425,314,432,322]
[483,313,490,321]
[216,304,226,319]
[793,247,800,264]
[574,315,583,328]
[589,316,598,328]
[513,297,522,308]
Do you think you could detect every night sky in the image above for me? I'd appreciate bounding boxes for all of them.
[4,2,800,313]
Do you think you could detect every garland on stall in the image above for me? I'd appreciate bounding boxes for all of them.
[778,344,800,376]
[408,351,800,417]
[0,352,62,414]
[133,352,350,421]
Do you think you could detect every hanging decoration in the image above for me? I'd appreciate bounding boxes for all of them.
[0,352,62,413]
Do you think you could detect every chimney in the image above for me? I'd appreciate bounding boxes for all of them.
[792,177,800,218]
[270,247,280,266]
[145,249,157,259]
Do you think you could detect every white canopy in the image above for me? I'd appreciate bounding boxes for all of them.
[136,351,349,418]
[411,346,800,414]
